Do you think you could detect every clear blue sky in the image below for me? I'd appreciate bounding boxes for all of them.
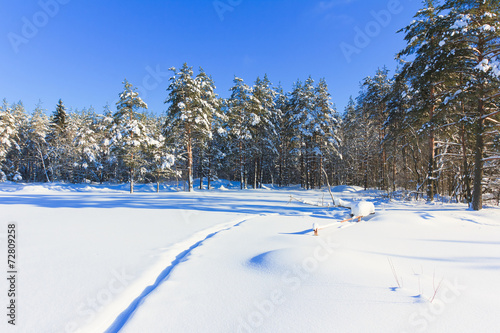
[1,0,423,115]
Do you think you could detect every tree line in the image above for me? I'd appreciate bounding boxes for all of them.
[0,68,341,194]
[1,0,499,210]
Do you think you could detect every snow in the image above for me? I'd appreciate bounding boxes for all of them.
[451,14,470,30]
[0,183,499,333]
[350,201,375,217]
[475,59,491,73]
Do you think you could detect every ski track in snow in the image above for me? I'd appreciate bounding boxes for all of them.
[101,214,268,333]
[107,214,359,332]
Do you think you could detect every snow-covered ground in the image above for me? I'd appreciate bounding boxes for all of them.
[0,181,499,333]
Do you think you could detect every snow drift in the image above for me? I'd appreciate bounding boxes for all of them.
[350,201,375,217]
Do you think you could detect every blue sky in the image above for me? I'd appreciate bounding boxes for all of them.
[1,0,423,115]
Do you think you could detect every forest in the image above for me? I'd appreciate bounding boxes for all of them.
[1,0,499,210]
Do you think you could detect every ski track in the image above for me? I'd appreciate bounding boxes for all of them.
[83,202,358,333]
[103,214,265,333]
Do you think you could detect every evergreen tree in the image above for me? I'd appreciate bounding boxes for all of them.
[26,104,50,182]
[397,1,456,201]
[249,75,277,188]
[51,99,68,135]
[0,100,18,170]
[227,77,255,189]
[47,99,71,181]
[113,79,149,193]
[164,64,218,192]
[437,0,500,210]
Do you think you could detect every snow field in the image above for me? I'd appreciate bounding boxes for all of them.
[0,183,499,332]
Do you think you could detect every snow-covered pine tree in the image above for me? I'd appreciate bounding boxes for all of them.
[195,67,222,190]
[164,64,216,192]
[2,101,28,180]
[339,97,358,185]
[46,99,71,181]
[73,107,99,183]
[273,86,288,187]
[113,79,149,193]
[92,104,116,183]
[286,77,341,189]
[314,78,341,187]
[227,77,255,189]
[52,99,67,134]
[0,100,28,179]
[0,100,18,171]
[287,78,312,189]
[384,70,414,193]
[436,0,500,210]
[397,1,453,201]
[358,68,392,191]
[249,75,277,189]
[26,104,50,182]
[143,115,176,193]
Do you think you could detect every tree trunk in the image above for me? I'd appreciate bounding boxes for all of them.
[239,140,244,190]
[207,154,212,190]
[472,99,484,210]
[461,124,471,204]
[254,158,258,189]
[199,152,203,190]
[427,88,436,202]
[187,131,193,192]
[130,167,134,194]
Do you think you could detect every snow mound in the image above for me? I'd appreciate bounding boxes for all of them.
[350,201,375,217]
[330,185,363,193]
[334,197,351,208]
[248,248,313,273]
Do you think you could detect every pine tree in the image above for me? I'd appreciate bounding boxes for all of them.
[249,75,277,189]
[93,104,116,184]
[314,78,341,187]
[164,64,218,192]
[113,79,149,193]
[397,1,453,201]
[73,107,99,183]
[51,99,67,134]
[273,86,288,187]
[227,77,255,189]
[46,99,71,181]
[195,67,222,189]
[4,102,28,179]
[27,104,50,182]
[144,116,176,192]
[0,100,18,169]
[437,0,500,210]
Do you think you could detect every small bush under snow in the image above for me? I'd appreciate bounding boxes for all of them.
[13,171,22,182]
[334,197,351,208]
[350,201,375,217]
